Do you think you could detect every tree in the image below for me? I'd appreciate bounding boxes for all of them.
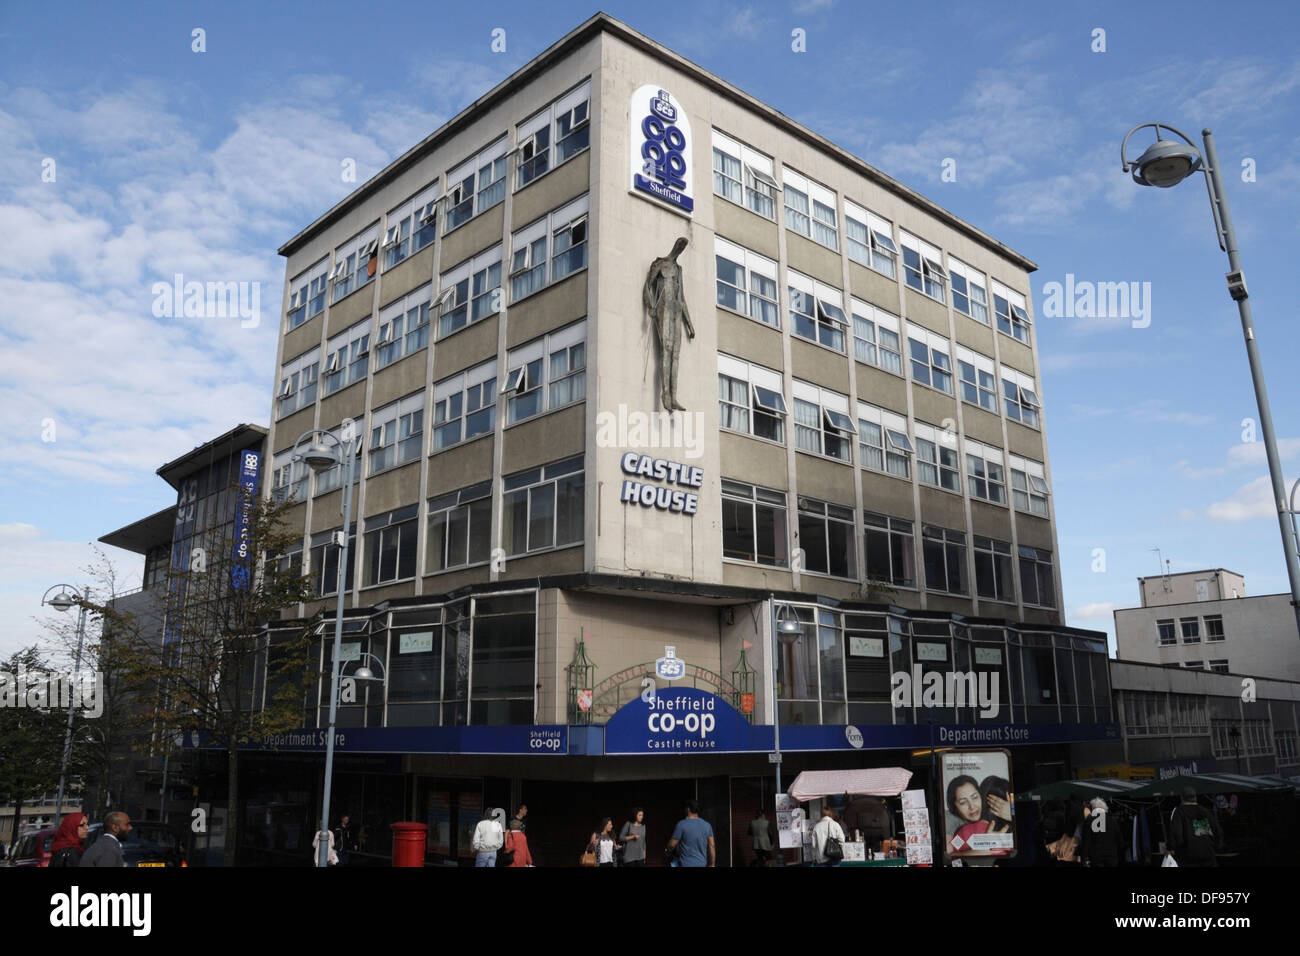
[0,646,68,845]
[92,483,317,866]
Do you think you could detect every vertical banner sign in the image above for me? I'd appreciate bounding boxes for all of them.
[629,86,693,214]
[231,449,260,590]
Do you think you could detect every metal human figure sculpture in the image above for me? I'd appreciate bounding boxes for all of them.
[642,237,695,411]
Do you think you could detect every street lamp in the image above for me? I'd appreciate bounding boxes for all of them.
[292,425,362,868]
[1121,123,1300,641]
[770,599,805,862]
[41,584,89,821]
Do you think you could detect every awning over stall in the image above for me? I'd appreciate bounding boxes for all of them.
[787,768,914,802]
[1126,772,1297,798]
[1019,778,1149,802]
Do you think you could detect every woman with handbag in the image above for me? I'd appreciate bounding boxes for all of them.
[618,808,646,867]
[586,817,621,868]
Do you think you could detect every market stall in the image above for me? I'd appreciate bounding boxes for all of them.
[784,768,920,865]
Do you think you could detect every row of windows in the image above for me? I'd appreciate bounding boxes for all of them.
[282,458,584,593]
[711,130,1032,345]
[1156,614,1225,645]
[717,355,1051,516]
[721,479,1056,606]
[286,82,591,331]
[713,238,1042,427]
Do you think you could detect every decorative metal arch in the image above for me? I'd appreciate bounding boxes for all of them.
[587,662,747,723]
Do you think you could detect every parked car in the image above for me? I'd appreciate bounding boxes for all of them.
[6,827,58,867]
[84,822,187,867]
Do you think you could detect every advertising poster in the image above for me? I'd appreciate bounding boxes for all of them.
[940,750,1016,859]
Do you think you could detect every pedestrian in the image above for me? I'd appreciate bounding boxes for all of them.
[748,810,773,867]
[333,813,358,866]
[587,817,621,867]
[1081,797,1125,867]
[50,813,89,868]
[619,808,646,867]
[666,800,715,868]
[504,819,533,867]
[511,804,528,833]
[311,826,338,866]
[471,808,504,867]
[811,806,846,867]
[80,811,131,867]
[1168,787,1221,867]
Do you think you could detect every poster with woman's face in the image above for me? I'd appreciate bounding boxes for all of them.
[941,750,1016,859]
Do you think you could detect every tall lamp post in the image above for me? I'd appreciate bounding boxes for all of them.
[1121,123,1300,640]
[293,425,361,868]
[41,584,89,821]
[770,599,804,864]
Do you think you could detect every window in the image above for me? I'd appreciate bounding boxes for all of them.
[922,525,967,595]
[857,402,911,478]
[797,496,856,578]
[426,481,492,573]
[1181,661,1204,669]
[1204,615,1225,641]
[277,348,320,418]
[287,259,329,328]
[907,325,953,394]
[712,131,778,219]
[974,535,1014,602]
[782,168,838,250]
[1125,692,1170,736]
[992,280,1031,343]
[789,272,847,352]
[444,137,508,232]
[1018,546,1055,608]
[509,194,588,301]
[863,512,915,588]
[1208,659,1229,674]
[851,302,903,375]
[322,320,372,396]
[793,381,854,462]
[270,449,309,504]
[717,354,786,444]
[515,82,590,191]
[1002,368,1041,428]
[721,480,788,566]
[1008,455,1050,515]
[331,226,380,303]
[438,244,502,338]
[363,505,418,586]
[383,182,440,270]
[965,440,1006,505]
[1157,620,1177,645]
[1169,695,1208,734]
[956,347,998,412]
[899,231,947,302]
[948,258,989,324]
[714,237,779,327]
[1180,617,1200,643]
[844,201,898,278]
[376,285,432,369]
[1275,729,1298,763]
[313,423,362,496]
[433,359,497,450]
[505,320,586,424]
[914,422,959,492]
[502,456,584,556]
[310,524,357,597]
[369,392,424,474]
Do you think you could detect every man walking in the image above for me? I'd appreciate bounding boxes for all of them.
[471,808,504,867]
[80,812,132,867]
[667,800,715,868]
[511,804,528,833]
[749,810,773,867]
[811,806,846,867]
[1168,787,1221,867]
[333,814,358,866]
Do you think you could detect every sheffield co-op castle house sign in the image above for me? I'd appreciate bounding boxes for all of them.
[629,86,693,214]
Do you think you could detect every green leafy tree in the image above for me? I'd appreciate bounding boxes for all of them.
[0,646,68,844]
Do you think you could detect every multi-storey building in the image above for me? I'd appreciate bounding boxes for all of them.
[1115,569,1300,681]
[250,13,1113,866]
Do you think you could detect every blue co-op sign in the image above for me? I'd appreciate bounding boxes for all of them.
[605,687,763,755]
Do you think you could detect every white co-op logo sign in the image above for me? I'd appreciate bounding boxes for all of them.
[655,645,685,681]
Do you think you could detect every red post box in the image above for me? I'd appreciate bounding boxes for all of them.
[390,822,428,867]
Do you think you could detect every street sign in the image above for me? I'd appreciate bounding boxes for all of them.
[768,753,782,764]
[740,693,754,714]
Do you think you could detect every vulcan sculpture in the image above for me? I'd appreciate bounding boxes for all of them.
[642,236,695,411]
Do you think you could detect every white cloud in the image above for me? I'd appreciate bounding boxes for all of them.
[1073,602,1118,619]
[1205,474,1296,521]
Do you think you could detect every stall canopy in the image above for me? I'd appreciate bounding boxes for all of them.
[1019,778,1149,802]
[1126,772,1297,799]
[787,768,913,802]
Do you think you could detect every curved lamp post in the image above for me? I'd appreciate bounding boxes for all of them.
[1121,123,1300,640]
[41,584,89,821]
[769,599,805,864]
[292,425,362,868]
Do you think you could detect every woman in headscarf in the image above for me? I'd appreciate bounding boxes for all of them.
[49,813,89,868]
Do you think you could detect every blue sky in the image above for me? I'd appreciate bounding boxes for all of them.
[2,0,1298,659]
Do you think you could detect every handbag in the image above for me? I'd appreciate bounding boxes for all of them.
[580,837,597,867]
[498,832,516,867]
[823,824,844,863]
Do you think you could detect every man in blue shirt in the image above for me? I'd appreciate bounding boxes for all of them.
[667,800,715,867]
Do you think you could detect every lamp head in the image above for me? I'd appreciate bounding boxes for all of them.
[47,592,76,613]
[352,665,376,681]
[1130,139,1202,188]
[300,440,340,473]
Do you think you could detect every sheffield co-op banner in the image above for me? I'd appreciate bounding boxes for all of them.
[605,687,765,754]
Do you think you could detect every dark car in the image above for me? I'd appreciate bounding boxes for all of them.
[84,822,187,867]
[7,827,58,867]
